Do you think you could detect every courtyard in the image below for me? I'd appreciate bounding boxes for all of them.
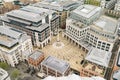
[40,32,86,71]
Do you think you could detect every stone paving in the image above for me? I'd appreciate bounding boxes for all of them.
[39,32,86,71]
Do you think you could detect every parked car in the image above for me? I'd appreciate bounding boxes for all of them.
[36,72,46,79]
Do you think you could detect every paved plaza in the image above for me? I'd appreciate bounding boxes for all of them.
[40,32,86,71]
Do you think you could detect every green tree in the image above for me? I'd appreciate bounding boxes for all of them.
[85,0,100,6]
[11,69,20,80]
[0,62,9,70]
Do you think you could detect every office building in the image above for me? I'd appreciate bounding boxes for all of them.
[33,0,81,29]
[69,4,102,25]
[0,68,11,80]
[28,50,44,69]
[80,48,112,77]
[41,56,70,77]
[0,25,33,67]
[106,0,117,9]
[2,9,51,48]
[86,16,118,52]
[64,18,90,53]
[20,6,59,35]
[100,0,117,9]
[64,15,118,52]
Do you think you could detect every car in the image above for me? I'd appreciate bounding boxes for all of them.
[36,72,46,79]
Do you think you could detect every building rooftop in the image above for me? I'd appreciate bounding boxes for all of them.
[29,50,44,60]
[0,26,23,48]
[1,15,49,33]
[85,48,112,67]
[0,68,9,80]
[83,61,105,76]
[0,26,22,39]
[33,0,80,11]
[0,35,18,48]
[41,56,70,74]
[6,10,45,22]
[113,69,120,80]
[26,23,49,32]
[20,5,55,15]
[93,16,118,34]
[67,18,87,29]
[72,4,101,18]
[0,25,30,52]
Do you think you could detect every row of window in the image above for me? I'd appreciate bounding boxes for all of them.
[86,32,111,51]
[67,26,87,37]
[90,28,115,40]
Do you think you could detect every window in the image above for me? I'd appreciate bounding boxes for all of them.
[107,44,110,46]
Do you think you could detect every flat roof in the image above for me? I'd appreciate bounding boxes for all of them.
[67,18,87,29]
[85,48,112,67]
[113,69,120,80]
[21,5,55,15]
[93,16,118,34]
[29,50,44,60]
[6,10,45,22]
[33,0,80,11]
[0,26,22,39]
[0,35,18,48]
[41,56,70,74]
[72,4,101,18]
[0,68,9,80]
[0,25,30,51]
[0,26,22,48]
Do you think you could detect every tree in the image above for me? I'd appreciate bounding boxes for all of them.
[85,0,100,6]
[0,62,9,70]
[11,69,20,80]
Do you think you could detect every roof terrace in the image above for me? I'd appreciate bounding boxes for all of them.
[67,18,86,29]
[82,61,106,76]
